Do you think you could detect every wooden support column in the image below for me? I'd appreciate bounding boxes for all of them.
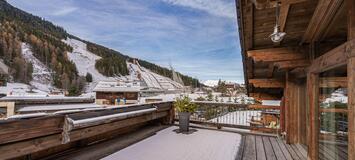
[284,72,299,144]
[280,97,285,133]
[348,58,355,160]
[0,102,15,117]
[307,73,319,160]
[348,0,355,159]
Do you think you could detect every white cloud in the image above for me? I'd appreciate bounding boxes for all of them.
[161,0,235,18]
[52,7,78,16]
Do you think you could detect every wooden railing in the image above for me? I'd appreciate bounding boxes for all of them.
[175,101,281,133]
[0,102,174,160]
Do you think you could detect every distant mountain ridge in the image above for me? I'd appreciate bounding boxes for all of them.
[0,0,199,95]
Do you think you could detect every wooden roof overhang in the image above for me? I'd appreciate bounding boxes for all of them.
[236,0,348,100]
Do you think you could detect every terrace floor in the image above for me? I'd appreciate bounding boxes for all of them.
[237,134,307,160]
[50,124,309,160]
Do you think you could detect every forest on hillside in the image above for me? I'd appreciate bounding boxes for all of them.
[0,0,200,95]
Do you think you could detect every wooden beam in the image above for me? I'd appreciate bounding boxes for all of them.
[284,72,299,143]
[249,93,280,101]
[279,1,290,32]
[267,64,275,77]
[348,1,355,156]
[348,57,355,160]
[249,79,285,88]
[0,102,15,117]
[245,1,254,50]
[250,0,307,9]
[274,60,310,70]
[321,1,345,41]
[307,73,319,160]
[301,0,344,44]
[319,77,347,88]
[308,39,355,73]
[0,115,64,145]
[247,48,305,62]
[290,67,307,78]
[319,108,348,113]
[248,104,280,110]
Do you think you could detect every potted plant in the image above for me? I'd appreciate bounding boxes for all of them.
[174,95,197,132]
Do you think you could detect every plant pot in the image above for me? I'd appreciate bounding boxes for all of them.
[178,112,191,132]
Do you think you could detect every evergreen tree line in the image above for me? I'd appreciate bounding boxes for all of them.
[0,1,84,95]
[0,0,201,93]
[85,41,129,76]
[0,22,32,83]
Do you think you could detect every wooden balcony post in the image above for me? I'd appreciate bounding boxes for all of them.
[348,0,355,159]
[306,73,319,160]
[348,57,355,160]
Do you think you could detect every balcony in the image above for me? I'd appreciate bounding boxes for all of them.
[0,100,307,160]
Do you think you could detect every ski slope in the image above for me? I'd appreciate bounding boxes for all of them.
[63,38,116,82]
[63,38,184,92]
[128,62,184,90]
[21,43,56,92]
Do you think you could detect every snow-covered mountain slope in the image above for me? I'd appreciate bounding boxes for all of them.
[21,43,56,92]
[63,38,116,82]
[128,62,184,90]
[63,38,184,92]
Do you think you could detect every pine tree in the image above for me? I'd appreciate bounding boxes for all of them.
[85,73,93,82]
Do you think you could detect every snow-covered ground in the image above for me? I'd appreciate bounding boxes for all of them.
[102,126,241,160]
[21,43,56,92]
[0,83,47,96]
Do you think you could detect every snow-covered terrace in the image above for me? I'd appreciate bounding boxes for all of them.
[102,126,241,160]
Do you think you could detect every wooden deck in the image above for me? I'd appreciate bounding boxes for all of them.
[236,135,307,160]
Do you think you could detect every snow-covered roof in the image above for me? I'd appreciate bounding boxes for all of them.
[93,81,141,93]
[0,60,9,75]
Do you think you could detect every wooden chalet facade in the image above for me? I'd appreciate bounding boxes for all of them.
[236,0,354,159]
[94,81,141,105]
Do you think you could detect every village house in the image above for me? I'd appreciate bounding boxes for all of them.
[93,81,141,105]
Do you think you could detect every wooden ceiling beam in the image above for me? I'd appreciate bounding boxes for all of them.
[249,79,285,88]
[319,77,347,88]
[249,92,281,101]
[267,64,275,77]
[301,0,344,44]
[290,67,307,78]
[247,47,305,62]
[308,39,355,73]
[250,0,307,9]
[274,59,310,70]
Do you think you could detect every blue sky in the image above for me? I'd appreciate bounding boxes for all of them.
[8,0,244,83]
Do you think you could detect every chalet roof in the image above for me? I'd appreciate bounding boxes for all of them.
[236,0,347,96]
[93,81,141,93]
